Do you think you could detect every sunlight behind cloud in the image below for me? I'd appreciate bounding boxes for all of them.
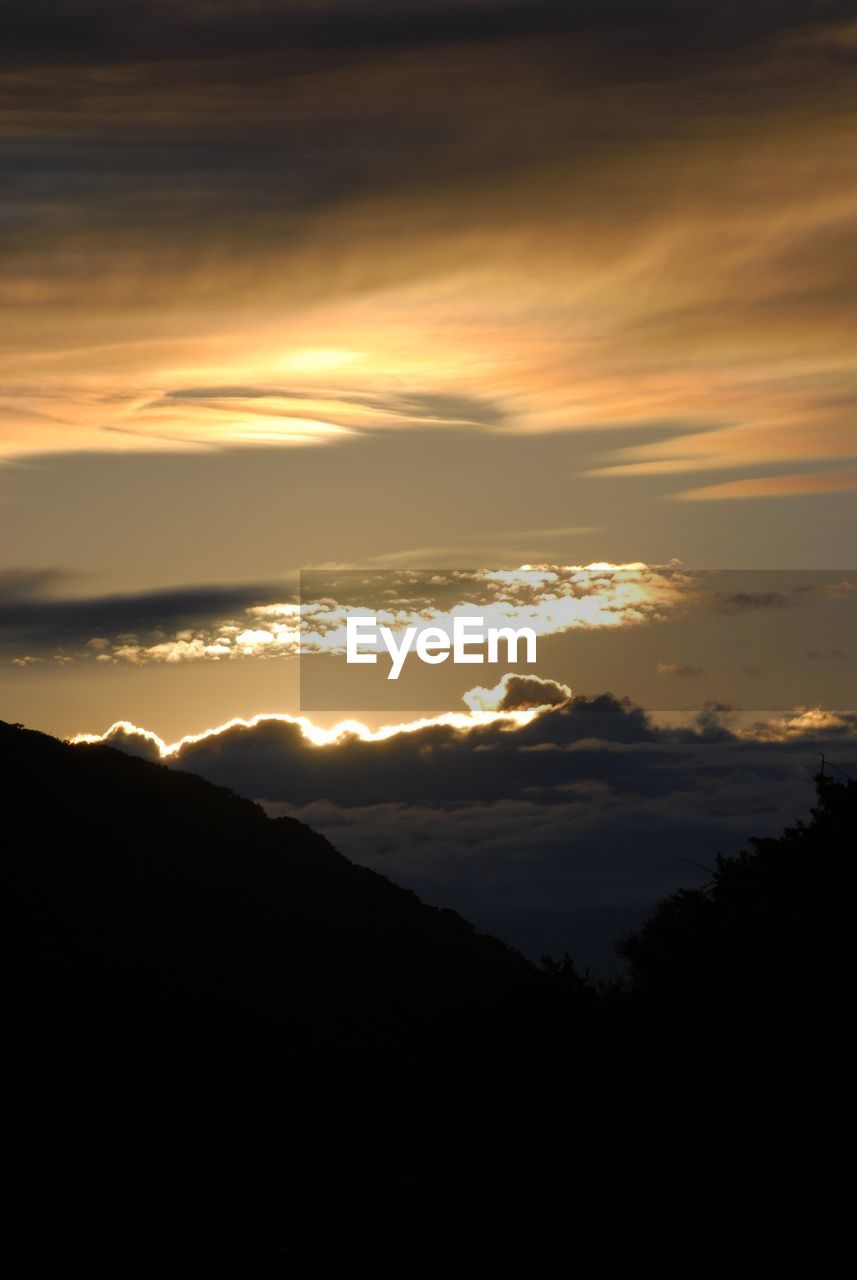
[275,348,363,374]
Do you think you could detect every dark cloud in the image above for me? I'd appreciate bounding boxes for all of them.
[7,2,851,68]
[690,701,735,742]
[95,693,694,806]
[95,690,857,965]
[0,568,73,602]
[4,1,855,251]
[159,386,506,429]
[714,591,793,613]
[495,673,570,710]
[0,576,290,652]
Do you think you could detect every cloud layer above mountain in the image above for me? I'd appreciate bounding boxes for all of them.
[81,687,857,965]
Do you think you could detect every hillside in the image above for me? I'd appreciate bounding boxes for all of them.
[1,720,547,1275]
[1,719,525,999]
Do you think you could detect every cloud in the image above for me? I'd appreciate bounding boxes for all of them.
[0,576,294,660]
[258,773,818,967]
[806,647,850,663]
[101,383,511,450]
[713,590,792,613]
[8,3,850,70]
[2,0,856,507]
[299,565,696,658]
[0,568,77,601]
[463,672,572,712]
[748,706,857,740]
[675,471,857,501]
[78,686,857,965]
[0,563,695,665]
[819,580,857,601]
[656,662,704,678]
[73,691,681,804]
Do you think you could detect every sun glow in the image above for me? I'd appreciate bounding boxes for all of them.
[275,348,363,374]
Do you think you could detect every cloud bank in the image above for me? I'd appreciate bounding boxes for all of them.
[78,684,857,965]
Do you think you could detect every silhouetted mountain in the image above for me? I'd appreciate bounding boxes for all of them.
[1,721,550,1274]
[2,720,854,1274]
[1,719,526,998]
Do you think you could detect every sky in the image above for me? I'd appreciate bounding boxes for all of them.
[3,2,856,961]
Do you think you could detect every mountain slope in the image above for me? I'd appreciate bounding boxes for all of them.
[2,720,540,1275]
[1,719,526,1000]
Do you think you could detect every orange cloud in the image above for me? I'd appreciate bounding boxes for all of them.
[675,470,857,501]
[1,6,856,507]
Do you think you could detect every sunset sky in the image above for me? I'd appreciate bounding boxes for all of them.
[3,3,856,956]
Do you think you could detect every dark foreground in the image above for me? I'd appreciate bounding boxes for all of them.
[2,720,853,1274]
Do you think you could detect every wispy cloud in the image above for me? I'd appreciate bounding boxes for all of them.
[675,470,857,501]
[2,2,856,504]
